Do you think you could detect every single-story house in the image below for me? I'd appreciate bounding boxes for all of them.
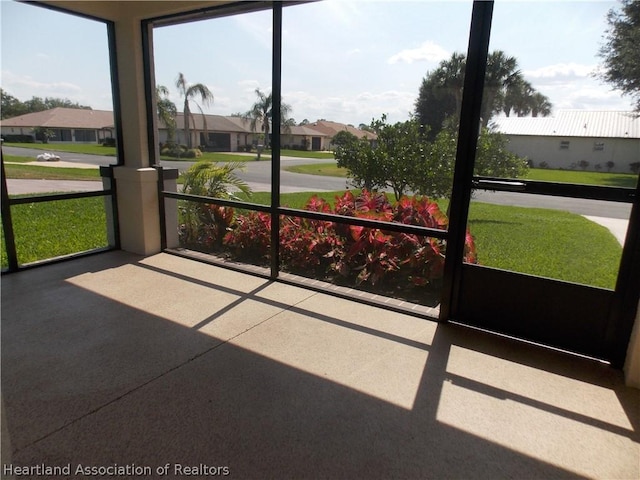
[281,124,330,151]
[162,113,258,152]
[491,110,640,173]
[2,107,370,152]
[305,120,377,150]
[0,107,116,143]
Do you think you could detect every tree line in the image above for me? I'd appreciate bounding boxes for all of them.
[1,89,92,119]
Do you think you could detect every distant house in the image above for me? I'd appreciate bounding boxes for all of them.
[305,120,377,150]
[1,107,375,152]
[492,111,640,173]
[281,125,330,151]
[163,113,258,151]
[0,107,115,143]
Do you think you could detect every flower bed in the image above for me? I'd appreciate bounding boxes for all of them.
[179,190,477,303]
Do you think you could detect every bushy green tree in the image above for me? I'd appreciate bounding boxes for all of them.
[331,131,358,149]
[32,126,56,144]
[335,115,431,200]
[337,115,527,201]
[598,0,640,111]
[334,133,384,193]
[1,89,91,119]
[415,51,552,136]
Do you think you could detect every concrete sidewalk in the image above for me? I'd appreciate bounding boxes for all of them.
[584,215,629,245]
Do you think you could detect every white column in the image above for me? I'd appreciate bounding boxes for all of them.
[111,17,161,254]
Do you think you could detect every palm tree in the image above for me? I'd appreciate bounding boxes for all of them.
[244,88,292,149]
[433,52,467,115]
[156,85,177,143]
[502,79,534,117]
[529,92,552,117]
[482,50,521,126]
[175,73,214,148]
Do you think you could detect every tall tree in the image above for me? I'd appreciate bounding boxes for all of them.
[156,85,177,143]
[243,88,292,148]
[597,0,640,111]
[175,73,214,148]
[1,89,26,119]
[481,51,521,125]
[529,92,552,117]
[501,78,534,117]
[415,51,552,136]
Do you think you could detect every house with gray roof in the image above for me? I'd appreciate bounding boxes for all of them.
[492,111,640,173]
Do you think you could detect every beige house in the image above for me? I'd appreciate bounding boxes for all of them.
[492,111,640,173]
[0,107,116,143]
[306,120,377,150]
[2,107,365,152]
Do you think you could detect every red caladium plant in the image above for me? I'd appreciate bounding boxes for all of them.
[196,189,478,292]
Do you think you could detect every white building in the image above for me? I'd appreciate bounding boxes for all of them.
[492,111,640,174]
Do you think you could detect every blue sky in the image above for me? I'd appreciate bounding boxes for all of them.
[1,0,633,126]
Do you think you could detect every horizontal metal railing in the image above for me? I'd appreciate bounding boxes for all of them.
[161,189,449,240]
[473,175,636,203]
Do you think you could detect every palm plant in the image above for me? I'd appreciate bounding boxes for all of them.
[482,51,521,125]
[502,79,534,117]
[529,92,552,117]
[244,88,292,149]
[180,160,251,249]
[433,52,467,115]
[156,85,177,143]
[182,161,251,199]
[175,73,214,148]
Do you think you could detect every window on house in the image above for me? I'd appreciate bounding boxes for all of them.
[560,140,570,149]
[74,130,97,142]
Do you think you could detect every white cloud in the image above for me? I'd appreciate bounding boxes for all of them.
[1,70,82,96]
[284,89,415,125]
[388,41,449,65]
[524,63,596,84]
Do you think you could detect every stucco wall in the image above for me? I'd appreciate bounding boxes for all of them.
[505,135,640,173]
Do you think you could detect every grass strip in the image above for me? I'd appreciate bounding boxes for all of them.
[283,163,638,188]
[3,164,101,180]
[4,142,117,156]
[1,196,109,267]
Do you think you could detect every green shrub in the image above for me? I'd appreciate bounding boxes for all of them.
[223,190,477,288]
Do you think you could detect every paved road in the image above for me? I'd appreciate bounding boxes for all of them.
[3,145,633,219]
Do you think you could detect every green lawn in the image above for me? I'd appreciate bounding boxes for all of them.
[230,189,622,289]
[3,164,101,180]
[1,196,109,267]
[284,162,638,188]
[4,142,117,156]
[2,154,35,164]
[524,168,637,187]
[467,202,621,289]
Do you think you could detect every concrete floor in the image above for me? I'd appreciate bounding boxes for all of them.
[2,251,638,479]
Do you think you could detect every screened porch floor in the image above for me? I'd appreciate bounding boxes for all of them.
[2,251,638,479]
